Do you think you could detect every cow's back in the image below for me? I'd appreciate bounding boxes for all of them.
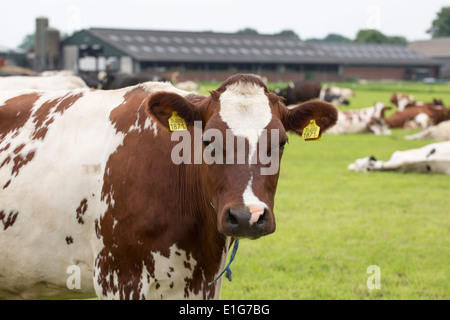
[0,87,124,298]
[0,75,88,90]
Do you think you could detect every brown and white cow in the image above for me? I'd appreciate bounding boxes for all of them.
[348,141,450,174]
[326,102,391,135]
[390,92,415,111]
[0,74,337,299]
[386,103,450,129]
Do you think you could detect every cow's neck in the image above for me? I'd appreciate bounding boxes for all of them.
[168,157,229,298]
[97,94,229,299]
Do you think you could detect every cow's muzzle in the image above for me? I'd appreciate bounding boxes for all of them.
[220,207,275,239]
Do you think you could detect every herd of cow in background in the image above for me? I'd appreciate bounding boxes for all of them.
[0,70,449,174]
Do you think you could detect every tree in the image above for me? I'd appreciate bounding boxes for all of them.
[322,33,351,43]
[18,33,35,51]
[386,36,407,45]
[354,29,388,43]
[275,29,300,39]
[354,29,407,45]
[236,28,259,35]
[427,6,450,38]
[305,33,351,43]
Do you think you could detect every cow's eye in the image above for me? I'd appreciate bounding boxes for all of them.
[279,139,288,150]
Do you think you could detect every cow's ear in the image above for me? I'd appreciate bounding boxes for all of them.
[282,99,338,137]
[146,92,202,129]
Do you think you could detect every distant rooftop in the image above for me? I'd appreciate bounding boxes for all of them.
[312,42,437,66]
[409,38,450,58]
[67,28,440,66]
[86,28,333,64]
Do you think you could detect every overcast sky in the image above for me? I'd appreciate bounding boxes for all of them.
[2,0,448,49]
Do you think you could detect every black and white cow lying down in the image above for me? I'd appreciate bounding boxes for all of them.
[348,141,450,174]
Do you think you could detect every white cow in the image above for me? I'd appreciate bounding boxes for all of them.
[0,75,88,90]
[175,80,201,91]
[329,86,355,99]
[40,70,75,77]
[326,102,391,135]
[405,120,450,141]
[348,141,450,174]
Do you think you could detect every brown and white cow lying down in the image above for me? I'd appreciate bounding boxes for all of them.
[386,102,450,129]
[0,75,88,90]
[0,74,337,299]
[348,141,450,174]
[390,92,415,111]
[326,102,391,135]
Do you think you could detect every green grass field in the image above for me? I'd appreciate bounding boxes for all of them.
[198,80,450,300]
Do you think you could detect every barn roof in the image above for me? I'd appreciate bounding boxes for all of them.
[312,42,439,66]
[409,38,450,58]
[71,28,440,67]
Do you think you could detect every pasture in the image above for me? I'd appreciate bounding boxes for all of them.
[199,80,450,300]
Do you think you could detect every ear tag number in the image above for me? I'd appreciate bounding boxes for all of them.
[168,111,187,132]
[302,120,321,141]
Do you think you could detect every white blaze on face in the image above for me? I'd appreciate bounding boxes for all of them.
[219,82,271,223]
[243,175,267,224]
[219,82,272,163]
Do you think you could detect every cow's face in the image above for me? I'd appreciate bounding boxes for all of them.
[148,74,337,239]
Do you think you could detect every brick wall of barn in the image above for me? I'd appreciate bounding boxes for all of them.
[342,66,406,80]
[342,66,437,81]
[151,70,343,83]
[142,66,438,83]
[155,69,409,83]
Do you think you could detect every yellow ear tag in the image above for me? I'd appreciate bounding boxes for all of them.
[302,120,321,141]
[168,111,187,132]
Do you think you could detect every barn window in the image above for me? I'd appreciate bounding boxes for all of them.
[127,45,139,52]
[122,35,133,42]
[135,35,145,43]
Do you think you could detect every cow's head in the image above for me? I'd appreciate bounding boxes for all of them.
[148,74,337,239]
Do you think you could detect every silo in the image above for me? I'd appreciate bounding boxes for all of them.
[35,17,48,71]
[45,27,60,69]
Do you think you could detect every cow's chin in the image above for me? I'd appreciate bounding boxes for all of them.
[218,225,275,240]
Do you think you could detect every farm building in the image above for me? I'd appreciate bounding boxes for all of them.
[61,28,441,82]
[409,38,450,79]
[0,45,28,69]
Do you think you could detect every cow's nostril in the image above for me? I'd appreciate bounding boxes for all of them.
[226,209,238,225]
[257,209,267,225]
